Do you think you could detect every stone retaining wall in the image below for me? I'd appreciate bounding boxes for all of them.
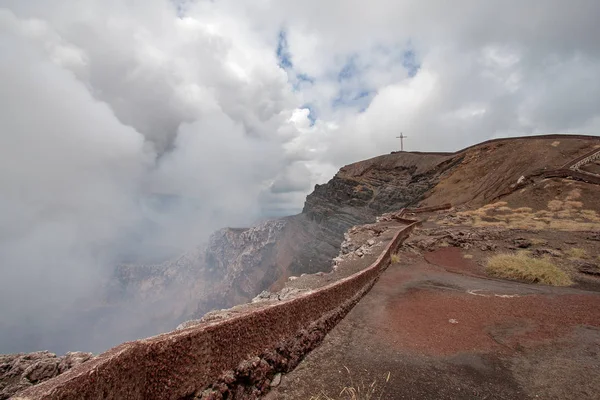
[16,217,420,400]
[540,169,600,185]
[492,151,600,202]
[570,150,600,171]
[561,146,600,169]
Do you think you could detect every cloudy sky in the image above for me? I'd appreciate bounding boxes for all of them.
[1,0,600,352]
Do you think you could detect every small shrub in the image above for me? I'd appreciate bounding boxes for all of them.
[390,254,400,264]
[486,253,572,286]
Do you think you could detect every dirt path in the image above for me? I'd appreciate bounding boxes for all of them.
[266,248,600,399]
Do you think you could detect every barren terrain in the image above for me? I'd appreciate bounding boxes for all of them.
[268,207,600,399]
[268,140,600,399]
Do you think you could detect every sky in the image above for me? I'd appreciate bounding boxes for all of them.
[1,0,600,353]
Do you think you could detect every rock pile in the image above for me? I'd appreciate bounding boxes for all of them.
[0,351,93,399]
[576,261,600,276]
[403,227,504,252]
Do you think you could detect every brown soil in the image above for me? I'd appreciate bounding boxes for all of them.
[425,246,486,277]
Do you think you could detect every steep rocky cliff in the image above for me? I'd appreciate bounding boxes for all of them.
[102,220,290,342]
[108,150,459,332]
[90,135,600,346]
[287,152,459,276]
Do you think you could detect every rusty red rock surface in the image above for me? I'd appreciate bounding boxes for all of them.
[379,288,600,355]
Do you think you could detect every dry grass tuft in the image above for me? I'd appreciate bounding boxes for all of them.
[567,248,588,259]
[390,254,400,264]
[441,200,600,232]
[482,201,507,210]
[463,254,474,259]
[486,253,572,286]
[566,189,582,200]
[310,368,391,400]
[548,200,563,211]
[581,210,598,218]
[564,201,583,209]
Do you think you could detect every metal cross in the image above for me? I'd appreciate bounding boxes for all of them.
[396,133,408,152]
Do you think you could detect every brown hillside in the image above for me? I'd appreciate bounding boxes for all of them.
[420,136,599,207]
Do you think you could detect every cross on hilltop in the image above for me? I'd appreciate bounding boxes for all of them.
[396,133,408,152]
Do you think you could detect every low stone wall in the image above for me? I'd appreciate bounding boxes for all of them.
[570,150,600,171]
[561,147,600,169]
[492,162,600,202]
[540,169,600,185]
[16,218,420,400]
[389,204,452,225]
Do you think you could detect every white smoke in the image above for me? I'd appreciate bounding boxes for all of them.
[0,3,307,353]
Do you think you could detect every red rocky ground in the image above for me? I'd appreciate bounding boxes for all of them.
[267,215,600,400]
